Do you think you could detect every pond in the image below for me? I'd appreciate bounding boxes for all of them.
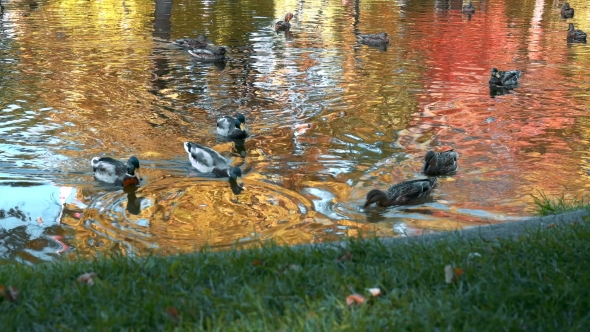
[1,0,590,263]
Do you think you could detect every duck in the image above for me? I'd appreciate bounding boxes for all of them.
[275,12,294,32]
[567,23,586,43]
[489,68,521,86]
[91,156,141,187]
[217,113,249,139]
[561,3,574,19]
[358,32,390,46]
[462,2,475,14]
[187,45,227,62]
[363,178,437,208]
[174,35,208,49]
[422,150,459,176]
[183,142,245,188]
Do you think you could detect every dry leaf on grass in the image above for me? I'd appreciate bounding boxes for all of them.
[454,268,464,277]
[346,293,366,306]
[166,306,180,323]
[337,251,352,262]
[77,272,97,285]
[367,288,381,297]
[252,259,265,267]
[546,223,555,229]
[0,285,19,302]
[445,265,464,284]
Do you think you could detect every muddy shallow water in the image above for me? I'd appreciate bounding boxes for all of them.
[1,0,590,263]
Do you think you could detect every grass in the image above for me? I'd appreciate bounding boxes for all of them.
[531,190,589,216]
[2,219,590,331]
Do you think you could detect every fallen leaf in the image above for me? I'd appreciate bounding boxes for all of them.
[454,268,464,277]
[546,223,555,229]
[36,217,43,225]
[444,265,454,284]
[6,286,18,302]
[367,288,381,297]
[77,272,97,285]
[346,293,366,306]
[337,251,352,262]
[252,259,265,267]
[166,306,179,323]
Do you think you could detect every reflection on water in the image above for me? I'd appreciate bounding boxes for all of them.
[2,0,590,263]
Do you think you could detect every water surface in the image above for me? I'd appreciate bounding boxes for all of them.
[2,0,590,263]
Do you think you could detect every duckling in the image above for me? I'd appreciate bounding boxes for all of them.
[561,3,574,19]
[364,178,437,208]
[217,113,249,139]
[462,2,475,14]
[183,142,245,188]
[358,32,390,46]
[489,68,521,86]
[275,12,294,32]
[91,156,141,187]
[422,150,459,176]
[567,23,586,43]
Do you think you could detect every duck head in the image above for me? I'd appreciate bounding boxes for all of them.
[126,156,141,179]
[564,3,570,10]
[568,23,575,31]
[228,166,245,189]
[363,189,388,208]
[424,151,438,167]
[491,68,500,78]
[285,12,294,22]
[236,113,246,130]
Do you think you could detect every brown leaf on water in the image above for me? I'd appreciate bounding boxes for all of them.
[346,293,366,306]
[77,272,97,286]
[166,306,180,324]
[337,251,352,262]
[252,259,265,267]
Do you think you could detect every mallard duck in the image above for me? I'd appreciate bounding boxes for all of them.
[363,178,437,208]
[358,32,389,46]
[561,3,574,19]
[174,35,208,49]
[188,46,227,62]
[489,68,521,86]
[217,113,249,139]
[462,2,475,14]
[275,12,294,32]
[567,23,586,43]
[422,150,459,176]
[91,156,141,187]
[183,142,245,188]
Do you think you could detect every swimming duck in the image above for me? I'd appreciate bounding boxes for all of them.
[183,142,245,188]
[217,113,249,139]
[567,23,586,43]
[462,2,475,14]
[489,68,521,86]
[422,149,459,176]
[275,12,294,32]
[358,32,390,46]
[188,46,227,61]
[561,3,574,19]
[174,35,208,49]
[363,178,437,208]
[91,156,141,187]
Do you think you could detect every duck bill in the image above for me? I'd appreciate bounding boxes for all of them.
[135,169,143,181]
[239,123,246,131]
[236,176,246,189]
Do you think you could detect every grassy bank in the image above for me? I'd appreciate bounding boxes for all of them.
[2,217,590,331]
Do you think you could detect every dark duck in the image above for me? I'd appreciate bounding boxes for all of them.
[567,23,586,43]
[175,35,227,61]
[489,68,521,86]
[217,113,249,139]
[183,142,245,189]
[422,150,459,176]
[358,32,390,46]
[91,156,141,187]
[462,2,475,14]
[363,178,437,208]
[275,12,294,32]
[561,3,574,19]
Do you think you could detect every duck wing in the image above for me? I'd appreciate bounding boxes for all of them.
[216,116,235,136]
[185,143,230,173]
[389,178,436,204]
[500,70,521,85]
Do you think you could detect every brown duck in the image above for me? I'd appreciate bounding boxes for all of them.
[363,178,437,208]
[422,150,459,176]
[561,3,574,19]
[275,13,294,32]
